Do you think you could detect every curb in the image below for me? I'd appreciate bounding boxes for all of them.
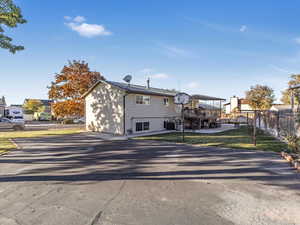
[281,151,300,172]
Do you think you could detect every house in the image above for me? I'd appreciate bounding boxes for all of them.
[23,99,53,121]
[270,104,293,113]
[23,99,53,113]
[224,96,252,114]
[0,96,6,117]
[83,80,224,135]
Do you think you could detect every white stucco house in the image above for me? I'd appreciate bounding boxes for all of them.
[224,96,252,114]
[83,80,182,135]
[83,80,225,135]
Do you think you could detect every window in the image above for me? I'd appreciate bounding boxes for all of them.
[136,95,150,105]
[136,122,143,131]
[163,97,169,106]
[143,122,149,130]
[136,122,150,131]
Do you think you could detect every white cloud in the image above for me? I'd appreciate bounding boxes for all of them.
[64,16,112,38]
[187,82,200,89]
[64,16,72,20]
[140,68,153,74]
[164,46,190,57]
[240,25,247,32]
[161,45,194,58]
[150,73,169,79]
[269,64,292,74]
[73,16,86,23]
[294,37,300,44]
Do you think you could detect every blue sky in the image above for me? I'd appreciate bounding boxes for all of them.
[1,0,300,104]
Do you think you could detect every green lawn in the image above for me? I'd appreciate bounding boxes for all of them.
[134,126,287,152]
[0,128,83,154]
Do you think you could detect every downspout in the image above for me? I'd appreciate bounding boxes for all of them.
[123,92,128,135]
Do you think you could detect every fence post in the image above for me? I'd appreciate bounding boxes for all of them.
[253,110,257,146]
[276,112,280,137]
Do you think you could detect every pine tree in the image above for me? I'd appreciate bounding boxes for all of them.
[0,0,26,53]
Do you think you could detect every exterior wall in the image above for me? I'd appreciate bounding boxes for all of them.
[85,82,125,134]
[240,104,252,111]
[124,94,180,134]
[225,104,231,114]
[0,106,4,117]
[24,114,34,121]
[230,97,238,111]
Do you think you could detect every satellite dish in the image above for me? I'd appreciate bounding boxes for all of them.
[123,75,132,83]
[174,92,190,105]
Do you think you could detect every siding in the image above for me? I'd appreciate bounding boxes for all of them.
[124,94,180,133]
[85,82,125,134]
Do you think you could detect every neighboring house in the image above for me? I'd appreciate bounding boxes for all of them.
[23,99,53,121]
[270,104,293,113]
[23,99,53,113]
[83,80,224,135]
[225,96,252,114]
[0,96,6,118]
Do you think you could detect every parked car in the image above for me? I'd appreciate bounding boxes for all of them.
[10,116,25,124]
[0,117,25,131]
[73,117,85,124]
[34,112,51,121]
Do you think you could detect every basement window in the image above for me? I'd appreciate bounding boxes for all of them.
[136,122,150,131]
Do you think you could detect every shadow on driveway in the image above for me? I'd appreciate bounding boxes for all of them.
[0,133,299,191]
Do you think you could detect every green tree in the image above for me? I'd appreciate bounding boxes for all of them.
[0,0,26,53]
[281,74,300,105]
[23,99,43,114]
[246,85,275,110]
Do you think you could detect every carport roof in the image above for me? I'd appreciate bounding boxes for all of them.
[191,94,226,101]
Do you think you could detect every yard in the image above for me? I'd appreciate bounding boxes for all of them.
[134,126,288,152]
[0,128,83,154]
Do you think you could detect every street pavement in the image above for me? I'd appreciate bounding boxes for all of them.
[0,133,299,225]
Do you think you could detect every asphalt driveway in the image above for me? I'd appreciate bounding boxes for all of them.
[0,133,299,225]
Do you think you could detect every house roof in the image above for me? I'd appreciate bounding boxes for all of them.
[82,80,225,101]
[107,81,178,97]
[239,99,250,104]
[82,80,178,98]
[198,103,220,110]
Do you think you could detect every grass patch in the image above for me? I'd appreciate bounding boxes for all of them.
[0,128,83,154]
[134,126,287,152]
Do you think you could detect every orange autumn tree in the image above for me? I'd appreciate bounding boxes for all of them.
[48,60,103,118]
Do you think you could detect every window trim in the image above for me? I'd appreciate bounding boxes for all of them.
[135,121,150,132]
[163,97,169,106]
[136,95,150,105]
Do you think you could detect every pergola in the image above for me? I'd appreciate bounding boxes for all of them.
[189,94,226,116]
